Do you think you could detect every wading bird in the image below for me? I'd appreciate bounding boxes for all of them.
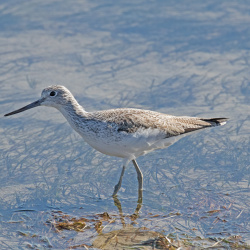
[4,86,228,195]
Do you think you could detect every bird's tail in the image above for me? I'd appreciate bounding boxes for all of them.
[201,118,229,126]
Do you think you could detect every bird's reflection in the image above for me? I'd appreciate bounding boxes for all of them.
[49,184,175,249]
[113,188,143,227]
[92,189,174,249]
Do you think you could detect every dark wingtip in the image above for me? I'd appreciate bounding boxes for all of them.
[202,118,229,126]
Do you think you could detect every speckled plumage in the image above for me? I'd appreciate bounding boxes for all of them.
[4,85,228,195]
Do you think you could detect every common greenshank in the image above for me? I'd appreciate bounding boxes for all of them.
[4,85,228,195]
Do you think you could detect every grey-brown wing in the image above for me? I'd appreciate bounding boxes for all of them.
[92,108,228,137]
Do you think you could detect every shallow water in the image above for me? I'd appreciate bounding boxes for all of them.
[0,0,249,249]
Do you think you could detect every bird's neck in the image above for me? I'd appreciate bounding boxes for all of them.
[57,97,89,133]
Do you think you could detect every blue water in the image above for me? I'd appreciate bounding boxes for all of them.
[0,0,249,248]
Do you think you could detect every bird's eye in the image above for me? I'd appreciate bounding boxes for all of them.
[50,91,56,97]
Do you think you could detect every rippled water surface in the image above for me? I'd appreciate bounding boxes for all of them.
[0,1,249,249]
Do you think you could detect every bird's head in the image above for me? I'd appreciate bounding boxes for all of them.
[4,85,74,116]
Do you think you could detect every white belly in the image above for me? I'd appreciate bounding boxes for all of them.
[79,127,183,159]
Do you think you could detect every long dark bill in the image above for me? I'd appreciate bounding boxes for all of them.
[4,99,43,117]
